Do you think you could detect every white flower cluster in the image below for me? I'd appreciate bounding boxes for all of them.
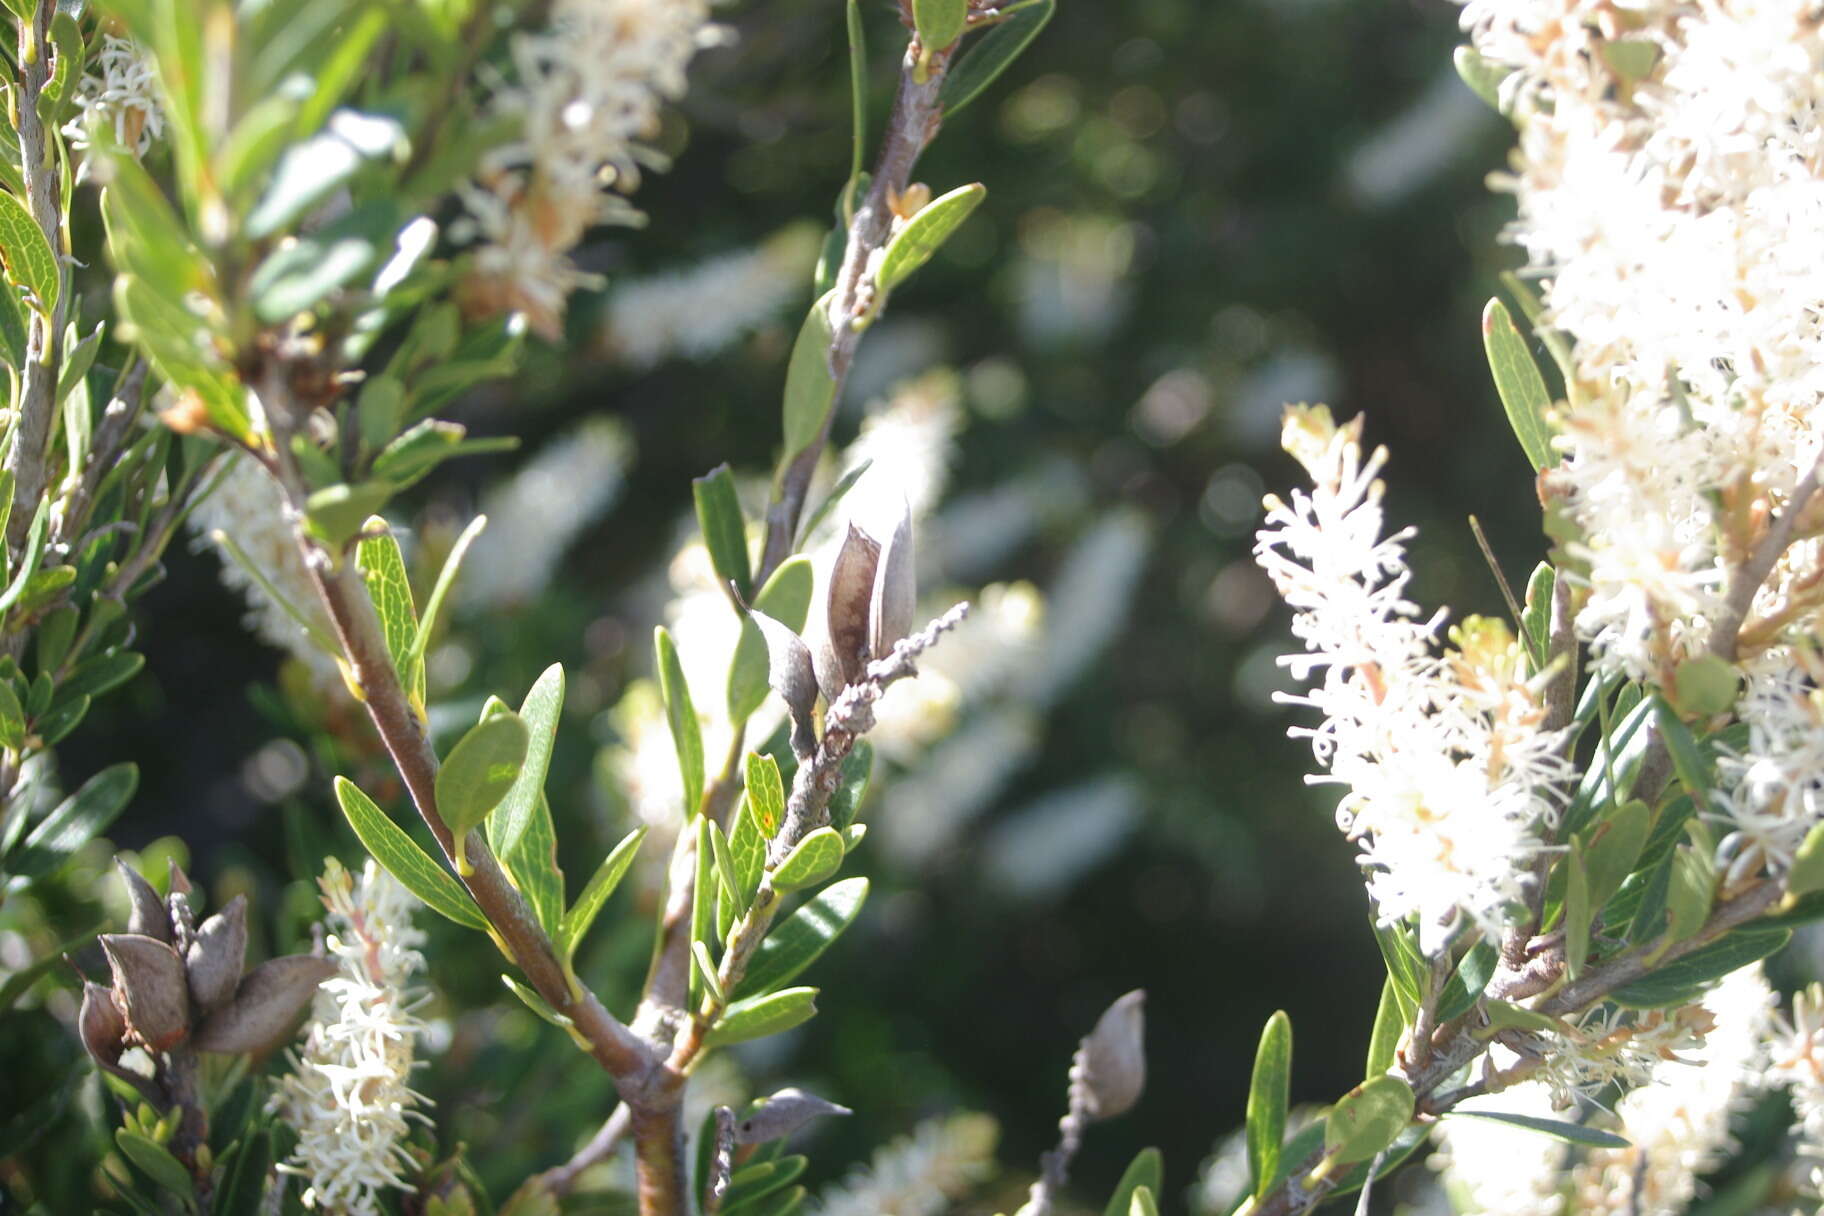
[811,1112,998,1216]
[1767,980,1824,1200]
[458,417,634,613]
[1457,0,1824,683]
[62,34,164,161]
[1430,1081,1568,1216]
[458,0,724,337]
[603,225,820,369]
[277,859,431,1214]
[1572,964,1774,1215]
[187,453,341,683]
[1255,405,1571,952]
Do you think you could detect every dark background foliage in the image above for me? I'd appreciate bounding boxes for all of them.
[59,0,1545,1208]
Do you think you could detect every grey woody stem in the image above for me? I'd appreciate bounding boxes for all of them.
[755,41,951,583]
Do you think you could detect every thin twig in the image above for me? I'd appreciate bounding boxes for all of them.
[1711,457,1824,662]
[537,1102,632,1198]
[1468,514,1523,632]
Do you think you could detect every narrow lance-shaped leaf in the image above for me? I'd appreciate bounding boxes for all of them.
[876,183,986,292]
[1102,1148,1163,1216]
[489,664,564,858]
[939,0,1055,116]
[773,828,843,892]
[694,464,751,602]
[1364,978,1403,1080]
[1247,1011,1291,1200]
[912,0,968,51]
[356,520,423,709]
[8,764,138,882]
[333,776,488,930]
[408,513,487,671]
[738,877,869,997]
[1482,298,1558,472]
[655,627,704,818]
[707,986,819,1046]
[561,826,648,959]
[780,294,838,463]
[1443,1109,1630,1149]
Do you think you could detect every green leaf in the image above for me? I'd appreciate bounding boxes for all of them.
[1270,1121,1427,1200]
[1601,39,1660,82]
[729,557,815,720]
[1611,928,1791,1008]
[690,816,716,1008]
[1435,940,1499,1023]
[32,694,87,747]
[1483,999,1564,1035]
[370,419,516,490]
[799,460,872,547]
[246,111,407,239]
[693,939,727,1005]
[1102,1148,1163,1216]
[1788,821,1824,897]
[1671,654,1737,718]
[729,803,766,911]
[507,792,565,940]
[489,664,564,859]
[780,295,838,463]
[0,678,23,750]
[304,482,393,549]
[356,521,423,708]
[1453,45,1510,113]
[876,183,986,292]
[939,0,1054,116]
[706,986,818,1046]
[1370,919,1424,1021]
[655,627,704,818]
[249,200,395,322]
[502,973,572,1028]
[408,512,486,672]
[737,877,869,997]
[333,775,487,930]
[1520,562,1554,674]
[773,827,842,892]
[1246,1011,1290,1200]
[115,1129,194,1198]
[560,826,647,959]
[1664,847,1714,946]
[0,273,25,367]
[7,764,137,883]
[912,0,968,51]
[436,712,528,840]
[1323,1075,1414,1165]
[843,0,866,220]
[214,1127,272,1216]
[1442,1109,1629,1149]
[1364,978,1403,1080]
[828,741,873,833]
[0,496,50,617]
[693,464,751,602]
[1482,298,1557,472]
[745,752,786,838]
[1581,799,1651,911]
[0,189,57,313]
[0,921,98,1010]
[1564,851,1593,978]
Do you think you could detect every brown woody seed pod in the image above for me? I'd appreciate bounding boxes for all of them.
[115,859,172,944]
[192,954,337,1056]
[184,893,248,1014]
[100,933,191,1052]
